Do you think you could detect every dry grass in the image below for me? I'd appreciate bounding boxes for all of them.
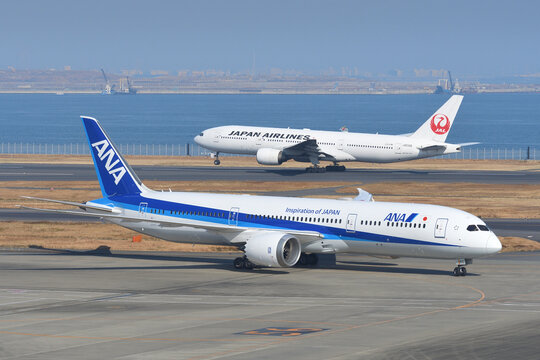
[333,182,540,219]
[0,180,350,209]
[3,180,540,219]
[500,237,540,252]
[0,222,238,252]
[2,155,539,252]
[1,154,540,171]
[0,222,536,253]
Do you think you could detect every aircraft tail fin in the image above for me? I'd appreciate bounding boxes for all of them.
[81,116,146,197]
[410,95,463,142]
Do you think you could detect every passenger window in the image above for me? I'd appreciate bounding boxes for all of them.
[467,225,479,231]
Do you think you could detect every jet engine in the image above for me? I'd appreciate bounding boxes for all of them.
[244,232,302,267]
[256,148,284,165]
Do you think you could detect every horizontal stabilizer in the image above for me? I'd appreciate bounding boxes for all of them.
[21,196,117,213]
[458,142,480,147]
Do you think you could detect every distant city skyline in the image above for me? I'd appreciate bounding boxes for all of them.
[2,0,539,78]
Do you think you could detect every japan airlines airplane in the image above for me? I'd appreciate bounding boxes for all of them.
[195,95,476,172]
[21,116,501,276]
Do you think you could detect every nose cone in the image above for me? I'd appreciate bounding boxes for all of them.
[194,134,203,145]
[486,233,502,254]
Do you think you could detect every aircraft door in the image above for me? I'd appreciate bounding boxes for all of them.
[337,138,345,150]
[434,218,448,238]
[138,202,148,217]
[228,207,240,226]
[346,213,357,233]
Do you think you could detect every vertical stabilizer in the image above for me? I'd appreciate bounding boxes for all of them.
[411,95,463,142]
[81,116,145,197]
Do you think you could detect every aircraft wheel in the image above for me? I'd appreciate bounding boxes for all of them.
[214,159,221,166]
[244,259,254,270]
[452,267,459,276]
[298,253,308,266]
[459,267,467,276]
[307,253,318,266]
[233,257,244,269]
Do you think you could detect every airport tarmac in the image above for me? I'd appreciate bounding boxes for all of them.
[0,249,539,359]
[2,163,540,184]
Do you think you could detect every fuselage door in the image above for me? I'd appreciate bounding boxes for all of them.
[228,207,240,226]
[346,213,357,233]
[434,218,448,238]
[337,138,345,150]
[138,202,148,218]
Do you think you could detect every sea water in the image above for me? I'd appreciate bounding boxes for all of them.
[0,93,539,147]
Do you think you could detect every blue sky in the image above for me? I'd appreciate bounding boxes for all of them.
[1,0,539,76]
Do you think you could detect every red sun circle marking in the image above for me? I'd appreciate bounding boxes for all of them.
[423,217,428,221]
[430,114,450,134]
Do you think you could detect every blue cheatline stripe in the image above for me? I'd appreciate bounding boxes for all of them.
[405,213,418,222]
[95,194,457,248]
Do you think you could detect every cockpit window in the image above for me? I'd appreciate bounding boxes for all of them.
[467,224,479,231]
[477,224,490,231]
[199,132,204,136]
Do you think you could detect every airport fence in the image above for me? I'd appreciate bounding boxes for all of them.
[0,142,538,160]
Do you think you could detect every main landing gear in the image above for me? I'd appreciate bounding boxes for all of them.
[452,258,472,277]
[305,166,326,173]
[296,253,319,267]
[305,163,346,173]
[233,256,254,270]
[212,152,221,166]
[325,164,346,172]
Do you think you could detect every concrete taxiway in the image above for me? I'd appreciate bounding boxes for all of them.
[0,249,539,359]
[2,163,540,184]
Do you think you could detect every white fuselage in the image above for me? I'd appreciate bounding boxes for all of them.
[93,190,501,260]
[195,126,461,163]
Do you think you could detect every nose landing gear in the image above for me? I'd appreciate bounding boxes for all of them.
[452,258,472,276]
[212,152,221,165]
[453,266,467,276]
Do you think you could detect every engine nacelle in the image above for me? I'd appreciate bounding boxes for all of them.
[256,148,284,165]
[244,232,302,267]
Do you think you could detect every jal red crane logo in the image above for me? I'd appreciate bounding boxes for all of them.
[430,113,450,134]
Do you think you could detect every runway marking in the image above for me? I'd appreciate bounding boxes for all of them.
[0,330,265,343]
[185,278,488,360]
[239,327,327,337]
[0,172,74,176]
[0,298,46,306]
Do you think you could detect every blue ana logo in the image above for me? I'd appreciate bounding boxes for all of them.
[384,213,418,222]
[91,139,126,185]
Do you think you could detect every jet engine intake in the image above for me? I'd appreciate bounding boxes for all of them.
[244,232,301,267]
[256,148,284,165]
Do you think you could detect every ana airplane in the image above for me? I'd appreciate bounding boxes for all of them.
[21,116,501,276]
[195,95,477,172]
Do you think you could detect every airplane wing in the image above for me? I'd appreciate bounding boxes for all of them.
[282,139,353,162]
[282,139,320,156]
[19,198,324,240]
